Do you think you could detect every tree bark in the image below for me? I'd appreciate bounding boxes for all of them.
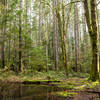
[82,14,88,52]
[38,0,42,45]
[56,2,68,76]
[53,0,59,71]
[1,0,7,68]
[84,0,99,81]
[74,3,78,72]
[19,0,22,72]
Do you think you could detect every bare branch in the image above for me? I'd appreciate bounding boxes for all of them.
[97,1,100,6]
[64,0,84,7]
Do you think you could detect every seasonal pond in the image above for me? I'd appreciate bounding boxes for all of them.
[0,80,100,100]
[0,81,68,100]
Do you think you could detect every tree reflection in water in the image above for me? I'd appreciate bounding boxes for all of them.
[0,82,65,100]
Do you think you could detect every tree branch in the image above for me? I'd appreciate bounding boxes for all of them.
[64,0,84,7]
[97,1,100,6]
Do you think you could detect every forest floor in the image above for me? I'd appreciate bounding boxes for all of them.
[0,70,89,82]
[0,70,100,100]
[52,78,100,100]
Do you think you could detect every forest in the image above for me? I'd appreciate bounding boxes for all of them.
[0,0,100,100]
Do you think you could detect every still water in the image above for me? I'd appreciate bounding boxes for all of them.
[0,82,66,100]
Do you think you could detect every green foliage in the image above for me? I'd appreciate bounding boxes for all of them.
[29,47,47,71]
[68,72,90,78]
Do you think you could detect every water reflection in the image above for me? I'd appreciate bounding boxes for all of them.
[0,82,65,100]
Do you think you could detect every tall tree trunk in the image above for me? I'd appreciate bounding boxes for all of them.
[1,0,7,68]
[19,0,22,72]
[8,22,11,61]
[1,25,5,68]
[62,1,68,75]
[53,0,58,71]
[74,3,78,72]
[82,14,88,53]
[56,2,68,75]
[84,0,99,81]
[13,20,17,71]
[90,0,99,80]
[38,0,42,45]
[96,3,100,74]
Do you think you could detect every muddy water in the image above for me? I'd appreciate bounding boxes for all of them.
[0,82,66,100]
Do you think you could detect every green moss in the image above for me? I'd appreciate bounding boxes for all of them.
[57,84,74,90]
[87,81,99,88]
[55,91,77,97]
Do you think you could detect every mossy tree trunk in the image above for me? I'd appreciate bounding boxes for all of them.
[55,2,68,76]
[90,0,99,81]
[84,0,99,81]
[53,0,59,71]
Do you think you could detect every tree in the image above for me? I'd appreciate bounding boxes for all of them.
[18,0,22,72]
[55,1,68,75]
[53,0,59,71]
[74,3,78,72]
[82,13,88,53]
[84,0,99,81]
[1,0,8,68]
[38,0,42,45]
